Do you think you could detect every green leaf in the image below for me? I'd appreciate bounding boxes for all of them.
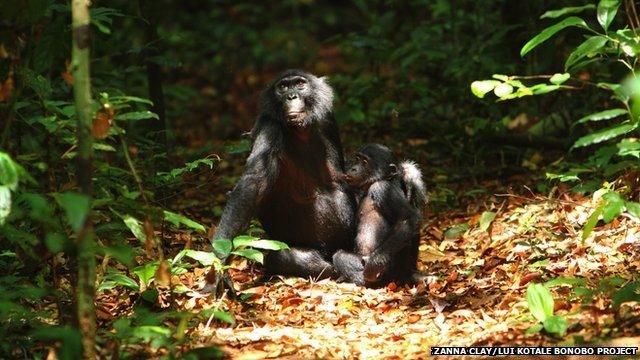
[233,236,290,251]
[0,187,11,225]
[232,248,264,263]
[572,123,638,148]
[444,223,469,239]
[494,83,514,97]
[122,215,146,242]
[612,281,640,309]
[597,0,621,31]
[543,315,568,335]
[626,201,640,219]
[525,323,544,334]
[529,84,561,95]
[212,239,232,258]
[565,36,608,71]
[545,277,587,288]
[200,308,236,325]
[546,172,580,182]
[176,249,218,266]
[521,17,588,57]
[576,108,627,124]
[132,262,159,286]
[602,191,624,223]
[478,211,496,232]
[54,192,90,232]
[115,111,159,121]
[526,283,554,322]
[470,80,501,98]
[44,233,66,253]
[582,204,604,241]
[99,272,140,292]
[163,210,206,233]
[541,5,596,19]
[21,68,52,98]
[549,73,570,85]
[0,152,19,189]
[617,138,640,158]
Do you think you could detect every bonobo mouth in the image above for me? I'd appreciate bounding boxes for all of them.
[286,112,307,126]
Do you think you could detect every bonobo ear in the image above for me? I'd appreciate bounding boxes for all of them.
[388,163,398,177]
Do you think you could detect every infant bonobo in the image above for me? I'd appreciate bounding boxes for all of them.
[333,144,428,287]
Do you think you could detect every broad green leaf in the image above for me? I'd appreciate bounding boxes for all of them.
[549,73,570,85]
[44,232,66,253]
[470,80,501,98]
[626,201,640,219]
[576,108,627,124]
[617,138,640,158]
[232,249,264,263]
[541,5,595,19]
[526,283,554,322]
[494,83,514,97]
[177,249,219,266]
[565,36,608,70]
[525,323,544,334]
[115,111,159,121]
[55,192,90,232]
[122,215,145,242]
[0,187,11,225]
[612,281,640,309]
[233,236,289,251]
[478,211,496,232]
[582,204,604,241]
[602,191,624,223]
[132,262,159,286]
[597,0,621,31]
[543,315,568,335]
[163,210,206,233]
[545,277,587,287]
[212,239,232,258]
[444,223,469,239]
[530,84,560,95]
[200,308,235,325]
[572,123,638,148]
[521,17,588,57]
[546,172,580,182]
[99,273,140,291]
[0,152,19,189]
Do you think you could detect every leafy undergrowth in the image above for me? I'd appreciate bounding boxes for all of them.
[96,180,640,359]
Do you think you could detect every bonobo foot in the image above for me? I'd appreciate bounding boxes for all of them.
[264,248,337,280]
[332,250,366,286]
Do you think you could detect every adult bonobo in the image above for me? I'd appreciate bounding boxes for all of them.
[210,70,356,290]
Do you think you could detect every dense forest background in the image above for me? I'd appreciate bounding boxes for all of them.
[1,0,639,358]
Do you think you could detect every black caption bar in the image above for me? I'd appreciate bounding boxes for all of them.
[430,346,638,356]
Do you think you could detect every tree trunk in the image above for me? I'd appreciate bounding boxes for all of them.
[71,0,96,358]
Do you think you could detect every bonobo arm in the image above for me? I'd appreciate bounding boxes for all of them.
[213,120,282,242]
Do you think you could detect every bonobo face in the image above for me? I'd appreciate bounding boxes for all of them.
[343,144,398,188]
[275,75,311,127]
[344,153,371,188]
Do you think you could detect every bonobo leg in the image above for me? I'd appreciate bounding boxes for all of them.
[332,250,365,286]
[264,247,336,280]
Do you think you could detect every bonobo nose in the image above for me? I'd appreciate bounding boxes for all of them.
[287,93,298,100]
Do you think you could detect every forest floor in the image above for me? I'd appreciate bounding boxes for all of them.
[97,162,640,359]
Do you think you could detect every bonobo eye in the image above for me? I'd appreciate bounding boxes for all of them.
[296,79,307,88]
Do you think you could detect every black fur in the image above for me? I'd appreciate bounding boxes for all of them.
[333,144,422,287]
[212,70,357,280]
